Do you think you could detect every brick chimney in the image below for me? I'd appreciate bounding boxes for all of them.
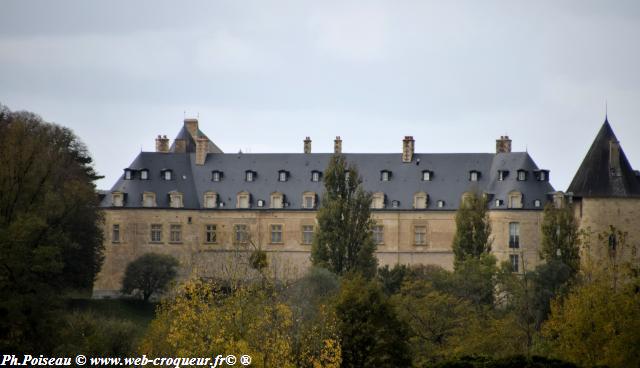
[174,139,186,153]
[184,118,199,138]
[196,137,209,165]
[304,137,312,154]
[402,136,415,163]
[334,136,342,154]
[610,139,621,176]
[496,136,512,153]
[155,135,169,153]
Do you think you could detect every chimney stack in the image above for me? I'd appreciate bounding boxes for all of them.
[304,137,312,154]
[609,139,621,176]
[196,136,209,165]
[496,136,512,153]
[334,136,342,154]
[155,135,169,153]
[184,118,199,138]
[402,136,415,163]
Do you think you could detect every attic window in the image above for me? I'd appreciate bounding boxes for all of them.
[495,199,504,207]
[302,192,316,209]
[534,199,542,208]
[391,200,400,208]
[422,170,433,181]
[517,170,527,181]
[437,200,445,208]
[112,192,124,207]
[124,169,133,180]
[162,170,173,181]
[169,192,184,208]
[380,170,392,182]
[535,170,549,182]
[212,170,223,182]
[257,199,265,207]
[311,171,321,182]
[237,192,250,208]
[270,192,284,209]
[371,192,385,209]
[142,192,156,208]
[469,170,480,182]
[278,170,289,182]
[498,170,508,181]
[245,170,256,182]
[140,169,149,180]
[413,192,428,209]
[204,192,217,208]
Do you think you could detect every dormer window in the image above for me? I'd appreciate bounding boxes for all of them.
[270,192,284,209]
[245,170,256,182]
[413,192,428,209]
[371,192,385,209]
[498,170,508,181]
[204,192,217,208]
[495,199,504,207]
[469,170,480,182]
[237,191,251,208]
[517,170,527,181]
[112,191,124,207]
[162,169,173,181]
[142,192,156,208]
[422,170,433,181]
[212,170,223,182]
[508,191,523,209]
[169,191,184,208]
[437,200,445,208]
[257,199,265,207]
[278,170,289,182]
[140,169,149,180]
[535,170,549,182]
[302,192,316,209]
[391,200,400,208]
[124,169,133,180]
[311,171,321,182]
[534,199,542,208]
[380,170,392,182]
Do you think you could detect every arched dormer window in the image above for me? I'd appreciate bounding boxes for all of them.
[245,170,256,182]
[422,170,433,181]
[169,191,183,208]
[508,191,523,209]
[142,191,156,208]
[311,170,322,182]
[140,169,149,180]
[278,170,289,182]
[204,191,218,208]
[517,170,527,181]
[302,192,317,209]
[469,170,480,182]
[237,191,251,208]
[161,169,173,181]
[211,170,223,182]
[413,192,428,209]
[380,170,392,182]
[112,191,125,207]
[371,192,385,209]
[270,192,284,209]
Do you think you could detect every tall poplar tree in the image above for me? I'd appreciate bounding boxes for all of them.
[311,154,377,278]
[451,192,492,265]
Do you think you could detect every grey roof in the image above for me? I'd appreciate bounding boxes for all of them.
[168,125,223,154]
[102,150,555,210]
[567,119,640,198]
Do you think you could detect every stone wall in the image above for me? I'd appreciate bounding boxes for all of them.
[93,208,545,297]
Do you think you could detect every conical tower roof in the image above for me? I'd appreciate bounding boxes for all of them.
[567,119,640,197]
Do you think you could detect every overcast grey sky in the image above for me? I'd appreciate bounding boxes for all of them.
[1,0,639,191]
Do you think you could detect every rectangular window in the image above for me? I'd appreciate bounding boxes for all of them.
[517,171,526,181]
[470,172,478,181]
[510,254,520,272]
[205,224,217,243]
[373,225,384,245]
[312,172,320,182]
[212,171,221,181]
[381,171,390,181]
[164,171,172,180]
[414,225,427,245]
[124,170,132,180]
[112,224,120,243]
[271,224,283,244]
[302,225,314,245]
[246,171,254,182]
[150,224,162,243]
[234,224,248,244]
[238,195,249,208]
[422,171,431,181]
[303,195,314,209]
[170,224,182,243]
[509,222,520,248]
[140,170,148,180]
[279,171,287,182]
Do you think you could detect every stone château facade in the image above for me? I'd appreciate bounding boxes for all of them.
[92,117,639,297]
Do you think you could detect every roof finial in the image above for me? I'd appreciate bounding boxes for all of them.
[605,99,608,123]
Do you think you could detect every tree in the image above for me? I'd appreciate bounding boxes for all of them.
[121,253,179,301]
[0,104,104,352]
[451,192,492,265]
[311,154,377,278]
[334,275,411,368]
[540,203,580,275]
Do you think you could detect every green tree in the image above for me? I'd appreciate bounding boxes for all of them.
[311,154,377,278]
[452,192,492,265]
[0,104,104,352]
[540,203,580,275]
[334,275,410,368]
[121,253,179,301]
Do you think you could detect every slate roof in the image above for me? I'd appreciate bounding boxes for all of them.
[102,150,556,211]
[567,119,640,198]
[169,125,223,154]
